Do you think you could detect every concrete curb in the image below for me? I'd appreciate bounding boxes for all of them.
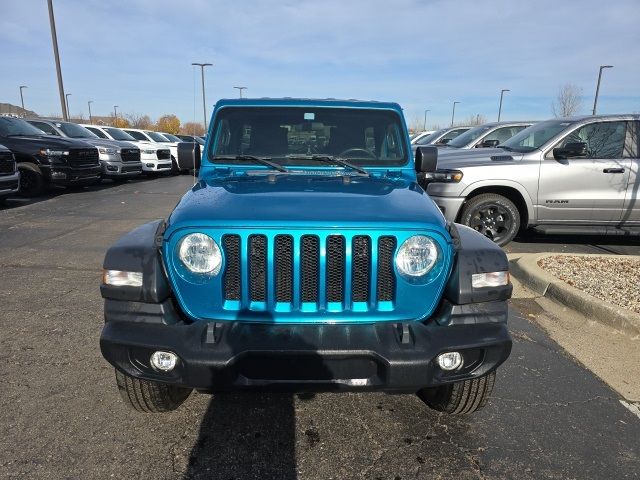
[508,253,640,337]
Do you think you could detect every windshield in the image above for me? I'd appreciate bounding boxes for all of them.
[415,128,447,145]
[58,122,98,139]
[209,106,407,166]
[162,133,181,142]
[447,125,493,148]
[501,120,572,153]
[0,117,48,137]
[146,131,169,142]
[105,127,136,141]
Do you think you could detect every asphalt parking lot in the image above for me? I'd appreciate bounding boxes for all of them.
[1,176,639,480]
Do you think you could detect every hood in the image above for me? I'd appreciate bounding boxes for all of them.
[436,148,524,169]
[0,134,96,153]
[166,172,448,233]
[71,137,135,149]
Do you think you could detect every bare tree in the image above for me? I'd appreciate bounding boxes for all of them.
[126,113,153,129]
[551,83,583,117]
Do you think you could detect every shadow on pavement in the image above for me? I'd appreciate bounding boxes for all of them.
[183,393,297,480]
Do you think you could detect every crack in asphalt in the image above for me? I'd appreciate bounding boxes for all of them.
[492,395,614,408]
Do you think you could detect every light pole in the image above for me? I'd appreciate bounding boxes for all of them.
[497,89,510,121]
[47,0,68,121]
[88,100,93,124]
[192,62,213,130]
[451,101,460,127]
[423,109,430,130]
[65,93,71,119]
[19,86,27,111]
[233,86,247,98]
[592,65,613,115]
[113,105,119,125]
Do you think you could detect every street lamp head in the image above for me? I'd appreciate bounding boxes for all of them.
[192,62,213,67]
[20,85,28,89]
[501,89,510,93]
[601,65,613,69]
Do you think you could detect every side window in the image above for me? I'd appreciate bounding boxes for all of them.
[87,127,108,139]
[554,121,627,159]
[31,122,58,135]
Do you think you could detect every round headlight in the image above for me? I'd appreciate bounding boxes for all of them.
[395,235,438,277]
[178,233,221,274]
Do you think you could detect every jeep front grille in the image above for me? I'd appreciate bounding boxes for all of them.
[221,232,397,311]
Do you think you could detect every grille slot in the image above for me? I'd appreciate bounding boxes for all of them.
[223,235,241,300]
[300,235,320,302]
[326,235,345,302]
[120,149,140,162]
[352,236,371,302]
[0,152,15,175]
[275,235,293,302]
[377,236,396,301]
[249,235,267,302]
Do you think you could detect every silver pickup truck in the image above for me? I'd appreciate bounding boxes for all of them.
[420,114,640,245]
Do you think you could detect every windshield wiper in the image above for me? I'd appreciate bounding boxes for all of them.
[288,155,370,177]
[214,155,289,173]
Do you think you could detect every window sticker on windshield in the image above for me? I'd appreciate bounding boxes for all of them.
[304,112,315,120]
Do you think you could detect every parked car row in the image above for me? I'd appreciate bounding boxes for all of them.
[0,116,203,199]
[416,114,640,245]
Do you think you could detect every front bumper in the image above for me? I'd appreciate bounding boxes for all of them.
[141,160,172,172]
[0,172,20,197]
[100,160,143,178]
[428,195,466,223]
[100,299,512,393]
[46,165,102,185]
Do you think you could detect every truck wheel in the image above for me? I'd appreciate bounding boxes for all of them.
[115,369,192,413]
[417,372,495,415]
[18,164,45,197]
[460,193,520,246]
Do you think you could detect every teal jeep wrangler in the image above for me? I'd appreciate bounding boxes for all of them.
[100,99,512,415]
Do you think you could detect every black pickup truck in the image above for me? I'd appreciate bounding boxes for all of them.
[0,117,101,196]
[0,143,19,203]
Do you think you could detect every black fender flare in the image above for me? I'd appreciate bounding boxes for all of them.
[444,223,512,305]
[100,220,171,303]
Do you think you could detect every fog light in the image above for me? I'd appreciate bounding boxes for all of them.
[51,171,67,179]
[146,163,154,167]
[437,351,463,371]
[102,269,143,287]
[150,351,178,372]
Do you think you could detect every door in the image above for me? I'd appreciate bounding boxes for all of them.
[621,120,640,224]
[537,120,631,223]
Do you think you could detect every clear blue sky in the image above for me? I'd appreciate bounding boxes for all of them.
[1,0,639,128]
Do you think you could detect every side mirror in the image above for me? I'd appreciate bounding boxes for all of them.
[478,139,500,148]
[176,141,201,171]
[415,146,438,173]
[553,142,587,160]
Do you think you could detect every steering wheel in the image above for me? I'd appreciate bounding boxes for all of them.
[337,148,376,159]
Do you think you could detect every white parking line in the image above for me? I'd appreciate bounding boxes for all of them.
[620,400,640,420]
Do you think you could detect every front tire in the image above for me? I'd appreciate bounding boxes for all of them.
[115,369,192,413]
[18,164,46,197]
[417,372,495,415]
[460,193,520,246]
